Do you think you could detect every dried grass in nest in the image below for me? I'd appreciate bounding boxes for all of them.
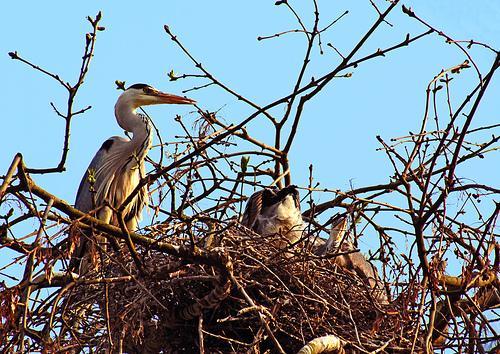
[67,223,420,353]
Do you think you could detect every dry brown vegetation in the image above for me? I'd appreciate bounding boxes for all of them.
[1,2,499,353]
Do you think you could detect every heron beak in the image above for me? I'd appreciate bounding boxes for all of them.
[154,91,196,105]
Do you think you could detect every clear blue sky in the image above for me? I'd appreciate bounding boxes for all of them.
[1,1,498,250]
[1,3,498,345]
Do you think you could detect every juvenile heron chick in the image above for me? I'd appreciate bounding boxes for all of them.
[316,216,389,305]
[241,185,305,247]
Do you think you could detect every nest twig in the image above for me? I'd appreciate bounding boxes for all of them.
[59,223,419,353]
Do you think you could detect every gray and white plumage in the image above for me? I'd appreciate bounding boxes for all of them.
[241,185,305,246]
[74,134,148,231]
[71,84,195,273]
[241,187,388,303]
[242,187,388,304]
[313,215,348,257]
[316,216,388,304]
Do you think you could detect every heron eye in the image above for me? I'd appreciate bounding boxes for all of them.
[143,87,152,94]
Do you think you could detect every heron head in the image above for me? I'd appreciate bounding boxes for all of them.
[274,185,300,209]
[120,83,196,108]
[260,185,301,218]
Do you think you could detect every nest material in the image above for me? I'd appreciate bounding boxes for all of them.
[66,223,419,353]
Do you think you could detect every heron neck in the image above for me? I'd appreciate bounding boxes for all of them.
[115,104,153,161]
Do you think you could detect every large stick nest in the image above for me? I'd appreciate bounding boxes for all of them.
[63,222,420,353]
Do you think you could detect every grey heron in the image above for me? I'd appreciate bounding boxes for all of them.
[241,185,305,246]
[317,216,389,304]
[242,187,388,304]
[71,83,195,272]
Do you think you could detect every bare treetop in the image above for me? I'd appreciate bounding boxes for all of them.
[1,2,498,353]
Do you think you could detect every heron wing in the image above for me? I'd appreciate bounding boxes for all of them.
[71,136,128,272]
[75,137,127,212]
[123,162,148,230]
[241,190,265,230]
[346,250,388,303]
